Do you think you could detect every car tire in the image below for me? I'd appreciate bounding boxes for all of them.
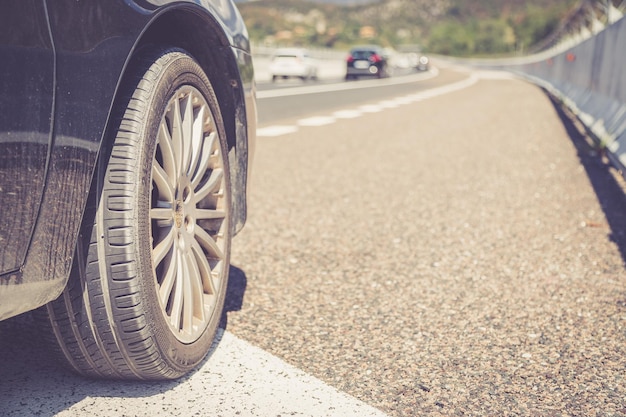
[38,47,231,380]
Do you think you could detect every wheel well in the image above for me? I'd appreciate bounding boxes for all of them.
[97,8,250,233]
[130,9,241,152]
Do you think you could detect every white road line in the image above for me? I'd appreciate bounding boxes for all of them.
[56,330,390,417]
[407,95,425,102]
[258,73,482,138]
[359,104,384,113]
[379,100,401,108]
[394,97,416,105]
[257,125,300,137]
[257,68,439,99]
[298,116,337,127]
[333,110,363,119]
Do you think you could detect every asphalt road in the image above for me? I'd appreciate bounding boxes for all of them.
[2,64,626,416]
[255,68,449,126]
[236,64,626,415]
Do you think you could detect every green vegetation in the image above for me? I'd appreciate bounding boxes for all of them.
[238,0,579,56]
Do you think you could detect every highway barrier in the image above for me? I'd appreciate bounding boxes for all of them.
[510,17,626,174]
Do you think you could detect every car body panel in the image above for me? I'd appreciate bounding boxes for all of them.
[0,1,54,277]
[0,0,255,321]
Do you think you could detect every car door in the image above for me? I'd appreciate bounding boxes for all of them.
[0,0,55,276]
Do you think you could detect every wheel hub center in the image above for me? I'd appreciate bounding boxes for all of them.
[174,200,184,228]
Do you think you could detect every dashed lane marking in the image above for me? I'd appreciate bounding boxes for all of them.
[379,100,401,108]
[333,110,363,119]
[298,116,337,127]
[257,73,483,138]
[256,125,300,137]
[257,67,439,99]
[358,104,384,113]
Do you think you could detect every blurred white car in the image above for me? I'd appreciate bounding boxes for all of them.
[270,48,318,82]
[407,52,430,71]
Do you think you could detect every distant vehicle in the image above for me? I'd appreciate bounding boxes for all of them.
[270,48,319,82]
[406,52,430,71]
[417,55,430,71]
[346,45,390,80]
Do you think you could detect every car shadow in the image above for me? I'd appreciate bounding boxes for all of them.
[0,265,248,416]
[549,95,626,266]
[220,264,247,329]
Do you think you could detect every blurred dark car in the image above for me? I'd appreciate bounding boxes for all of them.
[0,0,256,381]
[345,45,390,80]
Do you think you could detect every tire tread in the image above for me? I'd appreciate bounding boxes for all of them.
[38,48,229,380]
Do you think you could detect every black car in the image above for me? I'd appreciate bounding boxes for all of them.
[0,0,256,380]
[345,45,390,80]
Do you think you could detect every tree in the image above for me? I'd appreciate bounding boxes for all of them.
[428,23,474,55]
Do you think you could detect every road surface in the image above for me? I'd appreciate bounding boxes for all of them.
[2,62,626,416]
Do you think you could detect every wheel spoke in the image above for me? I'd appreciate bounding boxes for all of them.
[181,94,194,176]
[195,226,224,260]
[195,208,226,220]
[188,105,207,179]
[191,239,217,295]
[150,207,172,221]
[152,162,175,202]
[153,226,175,268]
[185,251,206,325]
[181,252,196,332]
[194,168,223,203]
[158,253,177,308]
[170,98,184,179]
[191,132,217,189]
[158,122,177,180]
[170,252,185,330]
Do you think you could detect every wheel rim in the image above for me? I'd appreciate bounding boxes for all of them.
[150,85,228,344]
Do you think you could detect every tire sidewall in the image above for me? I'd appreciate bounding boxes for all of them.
[127,50,231,372]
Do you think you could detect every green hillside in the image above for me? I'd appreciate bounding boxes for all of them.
[238,0,580,56]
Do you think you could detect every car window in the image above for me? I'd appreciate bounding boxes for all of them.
[351,50,375,59]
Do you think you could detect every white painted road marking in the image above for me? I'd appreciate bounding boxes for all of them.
[257,125,300,137]
[298,116,337,127]
[257,73,482,138]
[333,110,363,119]
[257,68,439,99]
[359,104,384,113]
[55,330,389,417]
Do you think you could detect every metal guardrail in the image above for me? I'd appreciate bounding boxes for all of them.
[531,0,625,53]
[509,14,626,174]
